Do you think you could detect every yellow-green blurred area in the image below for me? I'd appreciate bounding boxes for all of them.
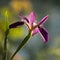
[0,0,60,60]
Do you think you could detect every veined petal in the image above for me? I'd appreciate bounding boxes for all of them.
[38,15,48,25]
[19,15,32,30]
[32,27,38,36]
[38,26,49,43]
[29,12,36,26]
[19,15,29,23]
[9,21,24,29]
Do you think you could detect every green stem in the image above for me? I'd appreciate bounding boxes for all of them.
[3,29,9,60]
[10,31,31,60]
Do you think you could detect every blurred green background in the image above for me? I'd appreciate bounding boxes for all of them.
[0,0,60,60]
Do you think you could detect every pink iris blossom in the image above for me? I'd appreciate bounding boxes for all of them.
[19,12,49,43]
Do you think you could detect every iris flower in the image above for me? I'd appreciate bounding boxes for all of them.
[19,12,49,43]
[10,12,49,60]
[9,12,49,43]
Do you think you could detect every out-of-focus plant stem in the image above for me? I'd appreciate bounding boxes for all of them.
[3,29,9,60]
[3,10,9,60]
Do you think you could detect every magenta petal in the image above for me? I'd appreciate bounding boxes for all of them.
[32,28,38,36]
[29,12,36,25]
[38,26,49,43]
[9,21,24,29]
[38,15,48,25]
[19,15,29,23]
